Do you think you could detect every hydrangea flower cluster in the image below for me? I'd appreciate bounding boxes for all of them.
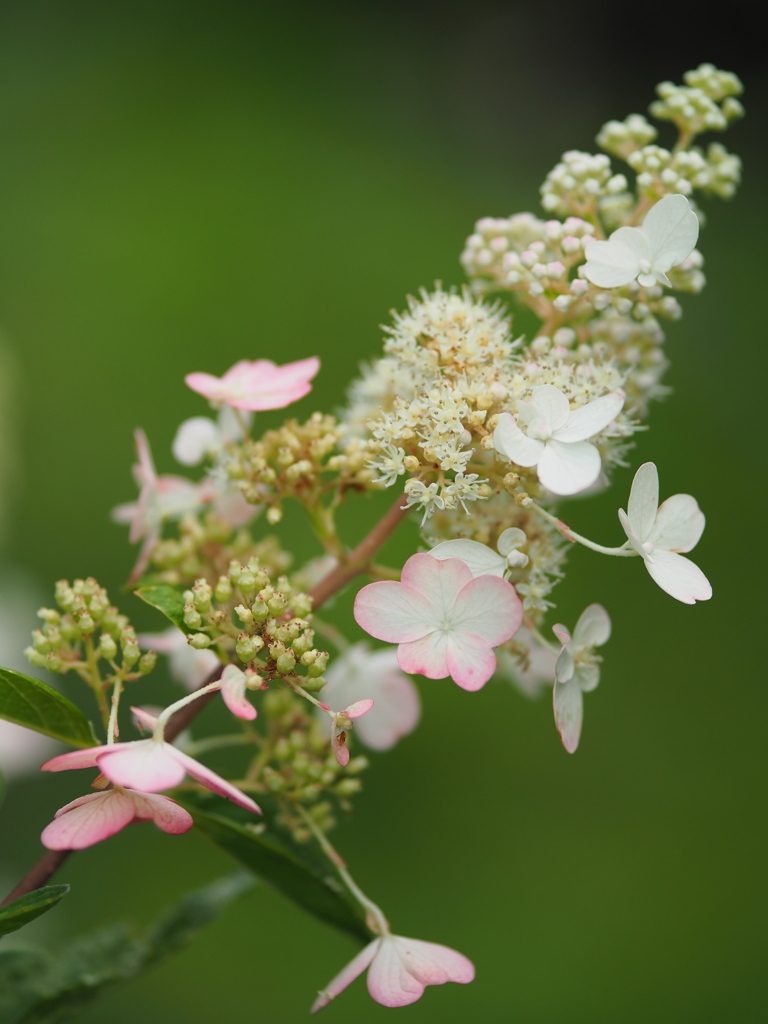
[2,64,741,1016]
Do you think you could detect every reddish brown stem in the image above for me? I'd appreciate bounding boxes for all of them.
[3,494,410,903]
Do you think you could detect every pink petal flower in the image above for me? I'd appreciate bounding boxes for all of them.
[41,788,193,850]
[185,356,320,411]
[41,729,261,814]
[354,553,522,691]
[220,664,257,720]
[311,934,474,1013]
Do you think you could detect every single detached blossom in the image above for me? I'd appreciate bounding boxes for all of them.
[41,715,261,814]
[185,356,320,411]
[112,429,202,583]
[552,604,611,753]
[41,787,193,851]
[311,934,475,1012]
[321,643,420,751]
[618,462,711,604]
[354,553,522,691]
[493,384,625,496]
[429,527,529,575]
[582,193,699,288]
[330,699,375,767]
[138,627,219,691]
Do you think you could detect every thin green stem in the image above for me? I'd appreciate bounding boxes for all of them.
[154,680,223,738]
[107,676,123,744]
[530,501,637,557]
[83,635,109,730]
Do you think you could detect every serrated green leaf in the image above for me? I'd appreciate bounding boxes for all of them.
[134,585,191,633]
[0,669,98,748]
[0,886,70,939]
[184,793,370,942]
[0,873,253,1024]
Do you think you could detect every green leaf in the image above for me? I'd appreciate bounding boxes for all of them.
[0,886,70,939]
[0,669,98,748]
[0,873,253,1024]
[134,585,191,633]
[184,793,370,943]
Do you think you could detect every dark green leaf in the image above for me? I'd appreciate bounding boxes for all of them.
[0,886,70,939]
[184,793,370,942]
[134,585,190,633]
[0,669,98,748]
[0,873,253,1024]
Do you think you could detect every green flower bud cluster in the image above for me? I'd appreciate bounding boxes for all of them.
[24,578,152,680]
[225,412,375,524]
[260,689,370,841]
[650,65,743,137]
[148,510,292,589]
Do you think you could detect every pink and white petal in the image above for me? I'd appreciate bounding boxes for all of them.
[41,790,136,850]
[137,628,181,654]
[169,747,262,813]
[445,633,497,691]
[554,391,625,443]
[552,624,571,648]
[429,539,507,578]
[397,632,449,679]
[97,740,186,792]
[538,439,601,496]
[127,791,194,834]
[184,372,228,403]
[649,493,705,553]
[356,675,421,751]
[131,705,160,731]
[554,644,575,684]
[354,579,438,643]
[529,385,572,432]
[582,234,644,288]
[401,553,473,620]
[553,678,584,754]
[452,575,522,646]
[627,462,660,542]
[642,194,699,272]
[220,665,257,721]
[41,746,110,773]
[344,699,374,720]
[643,549,712,604]
[492,414,544,467]
[332,727,350,767]
[391,936,475,987]
[572,603,611,647]
[311,939,380,1014]
[366,936,426,1007]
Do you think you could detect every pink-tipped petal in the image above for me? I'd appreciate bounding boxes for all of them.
[445,633,497,691]
[127,791,194,834]
[400,554,473,620]
[396,632,449,679]
[220,665,257,721]
[552,624,571,648]
[538,439,601,496]
[344,699,374,720]
[97,740,187,792]
[554,678,584,753]
[627,462,660,542]
[643,549,712,604]
[367,935,475,1008]
[332,728,350,767]
[41,746,110,773]
[131,705,160,732]
[452,575,522,646]
[311,940,380,1013]
[354,580,437,643]
[170,747,262,813]
[185,371,229,403]
[41,790,136,850]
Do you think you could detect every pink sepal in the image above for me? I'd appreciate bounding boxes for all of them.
[344,699,374,720]
[41,788,193,850]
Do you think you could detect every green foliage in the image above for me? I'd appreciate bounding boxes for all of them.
[0,873,253,1024]
[134,585,191,634]
[0,669,98,748]
[0,886,70,939]
[185,793,370,942]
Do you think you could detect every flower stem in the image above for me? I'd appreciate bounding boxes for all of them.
[154,680,223,738]
[530,501,637,557]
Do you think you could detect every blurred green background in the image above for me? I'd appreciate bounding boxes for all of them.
[0,2,766,1021]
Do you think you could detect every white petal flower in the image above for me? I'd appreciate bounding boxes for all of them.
[493,384,624,495]
[429,527,529,577]
[582,194,699,289]
[173,407,252,466]
[552,604,611,753]
[619,462,711,604]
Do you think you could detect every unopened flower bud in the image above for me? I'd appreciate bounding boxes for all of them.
[267,594,287,616]
[45,652,62,673]
[99,634,118,661]
[139,651,157,674]
[307,651,329,677]
[266,506,282,525]
[191,581,213,612]
[276,651,296,674]
[122,642,141,666]
[214,576,233,603]
[37,607,60,625]
[77,613,95,636]
[236,633,264,663]
[346,756,369,775]
[251,600,270,622]
[188,633,213,650]
[25,647,48,669]
[235,604,253,625]
[301,676,326,692]
[183,604,203,629]
[335,778,362,797]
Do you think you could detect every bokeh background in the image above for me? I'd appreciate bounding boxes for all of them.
[1,2,766,1021]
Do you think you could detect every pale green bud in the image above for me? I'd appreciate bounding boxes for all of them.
[274,738,291,761]
[346,756,370,775]
[235,604,253,625]
[237,572,257,595]
[122,642,141,666]
[188,633,213,650]
[25,647,48,669]
[45,652,63,673]
[77,612,95,636]
[268,594,287,616]
[183,604,203,629]
[139,651,157,674]
[251,600,269,622]
[335,778,362,797]
[31,629,50,652]
[214,576,233,603]
[99,634,118,661]
[299,784,321,802]
[276,651,296,674]
[236,633,263,663]
[301,676,326,692]
[37,607,60,625]
[191,580,213,612]
[290,594,313,617]
[307,652,328,677]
